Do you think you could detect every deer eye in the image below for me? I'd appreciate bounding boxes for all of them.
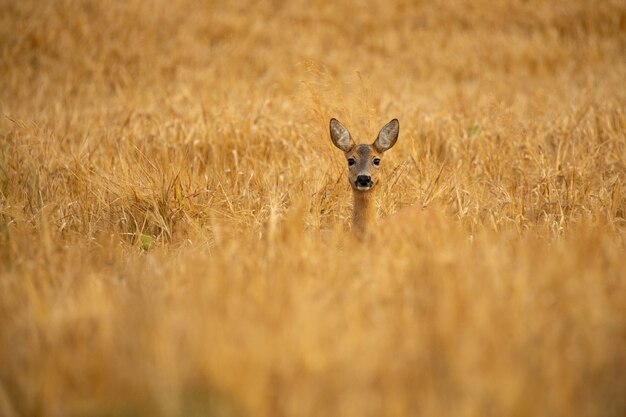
[373,158,381,166]
[348,158,356,166]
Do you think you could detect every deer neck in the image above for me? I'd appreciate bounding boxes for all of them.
[352,189,377,237]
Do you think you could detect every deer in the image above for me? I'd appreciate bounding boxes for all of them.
[329,118,432,238]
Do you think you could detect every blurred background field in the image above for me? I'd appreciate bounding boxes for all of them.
[1,0,625,416]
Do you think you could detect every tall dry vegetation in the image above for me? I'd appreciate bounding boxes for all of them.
[1,0,625,416]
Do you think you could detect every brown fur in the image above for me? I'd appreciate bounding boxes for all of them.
[329,118,400,237]
[351,186,377,238]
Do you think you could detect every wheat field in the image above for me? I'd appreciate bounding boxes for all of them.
[1,0,625,416]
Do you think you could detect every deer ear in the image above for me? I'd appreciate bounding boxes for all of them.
[373,119,399,152]
[329,118,354,152]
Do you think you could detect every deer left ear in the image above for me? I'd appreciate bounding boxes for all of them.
[330,118,355,152]
[373,119,399,153]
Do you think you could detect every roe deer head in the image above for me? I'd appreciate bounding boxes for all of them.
[329,118,399,237]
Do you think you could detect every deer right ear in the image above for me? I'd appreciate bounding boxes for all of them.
[373,119,399,153]
[329,118,355,152]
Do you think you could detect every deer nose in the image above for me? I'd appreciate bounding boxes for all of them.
[355,175,372,187]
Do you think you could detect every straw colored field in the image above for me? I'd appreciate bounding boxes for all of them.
[1,0,625,416]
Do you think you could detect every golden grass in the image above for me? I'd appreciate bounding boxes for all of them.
[1,0,625,416]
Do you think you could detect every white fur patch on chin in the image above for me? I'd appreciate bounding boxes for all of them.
[355,185,372,191]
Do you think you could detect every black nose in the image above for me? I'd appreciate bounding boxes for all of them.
[355,175,372,187]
